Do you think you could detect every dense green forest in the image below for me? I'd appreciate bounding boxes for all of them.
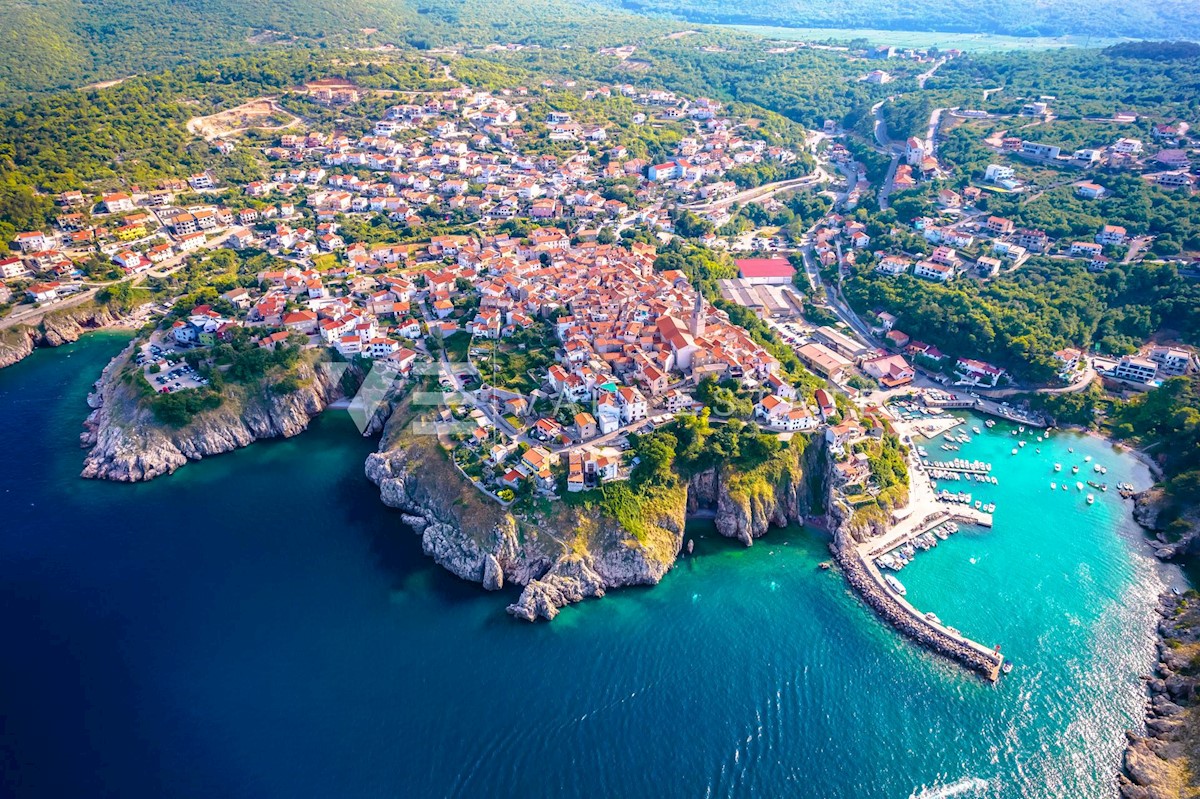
[929,45,1200,123]
[0,0,665,103]
[845,259,1200,384]
[0,0,418,100]
[602,0,1200,41]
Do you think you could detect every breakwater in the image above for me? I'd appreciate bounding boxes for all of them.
[835,540,1004,681]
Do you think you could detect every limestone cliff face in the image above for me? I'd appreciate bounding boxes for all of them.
[1133,487,1200,561]
[0,303,127,369]
[365,413,688,621]
[366,415,818,620]
[81,348,341,481]
[688,439,820,546]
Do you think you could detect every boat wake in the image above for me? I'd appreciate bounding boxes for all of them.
[908,776,988,799]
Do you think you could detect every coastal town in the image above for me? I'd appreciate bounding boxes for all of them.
[9,5,1200,798]
[2,59,1199,684]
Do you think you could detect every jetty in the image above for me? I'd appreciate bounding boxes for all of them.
[838,435,1003,680]
[836,542,1004,681]
[844,497,1002,681]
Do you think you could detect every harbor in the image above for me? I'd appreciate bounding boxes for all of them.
[836,539,1005,682]
[836,400,1018,681]
[842,414,1003,680]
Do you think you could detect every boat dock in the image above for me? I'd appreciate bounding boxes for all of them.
[922,459,993,476]
[864,507,992,560]
[903,415,965,441]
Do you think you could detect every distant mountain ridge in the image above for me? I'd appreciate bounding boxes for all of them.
[608,0,1200,43]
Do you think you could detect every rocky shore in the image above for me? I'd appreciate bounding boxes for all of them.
[365,406,817,620]
[81,348,342,481]
[1133,487,1200,561]
[0,302,129,369]
[1119,592,1200,799]
[831,535,1003,680]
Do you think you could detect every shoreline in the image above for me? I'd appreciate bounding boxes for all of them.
[1119,591,1199,799]
[836,407,1004,680]
[0,304,143,371]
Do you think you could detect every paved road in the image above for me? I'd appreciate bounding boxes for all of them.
[915,58,946,90]
[872,99,900,152]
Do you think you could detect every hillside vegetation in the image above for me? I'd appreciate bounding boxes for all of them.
[605,0,1200,41]
[0,0,657,103]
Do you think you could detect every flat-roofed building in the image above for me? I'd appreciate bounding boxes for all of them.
[1113,356,1158,384]
[796,342,852,381]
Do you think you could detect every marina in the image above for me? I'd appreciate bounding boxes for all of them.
[848,400,1093,682]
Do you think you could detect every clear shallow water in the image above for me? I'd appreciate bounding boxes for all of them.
[0,335,1179,799]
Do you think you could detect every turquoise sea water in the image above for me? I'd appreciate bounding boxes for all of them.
[0,334,1180,799]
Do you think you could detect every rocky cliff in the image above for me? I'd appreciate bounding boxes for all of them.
[1119,592,1200,799]
[81,347,341,481]
[687,438,820,546]
[365,409,818,620]
[0,302,127,369]
[1134,487,1200,561]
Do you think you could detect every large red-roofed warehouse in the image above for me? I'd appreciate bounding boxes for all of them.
[735,257,796,285]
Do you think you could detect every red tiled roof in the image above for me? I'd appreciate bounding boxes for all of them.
[736,258,795,279]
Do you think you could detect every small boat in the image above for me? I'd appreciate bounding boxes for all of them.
[1094,463,1102,473]
[1036,436,1043,442]
[972,426,981,435]
[974,500,982,509]
[1085,455,1092,462]
[1002,662,1014,675]
[884,575,907,596]
[985,420,996,428]
[1076,482,1084,491]
[1072,465,1080,474]
[1019,441,1026,448]
[1019,426,1025,433]
[1062,484,1068,491]
[1086,494,1095,505]
[1100,466,1107,474]
[1054,463,1062,472]
[1069,447,1074,453]
[1051,482,1057,490]
[1011,448,1018,455]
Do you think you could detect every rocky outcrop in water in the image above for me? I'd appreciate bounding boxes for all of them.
[0,302,127,369]
[1133,488,1200,561]
[81,348,341,481]
[1119,592,1200,799]
[366,408,819,620]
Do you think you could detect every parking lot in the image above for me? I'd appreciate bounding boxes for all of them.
[769,319,817,348]
[135,339,211,394]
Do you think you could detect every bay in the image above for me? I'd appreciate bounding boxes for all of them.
[0,334,1177,798]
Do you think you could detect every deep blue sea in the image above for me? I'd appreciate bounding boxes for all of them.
[0,333,1181,799]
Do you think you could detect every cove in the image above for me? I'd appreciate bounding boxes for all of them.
[0,333,1180,798]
